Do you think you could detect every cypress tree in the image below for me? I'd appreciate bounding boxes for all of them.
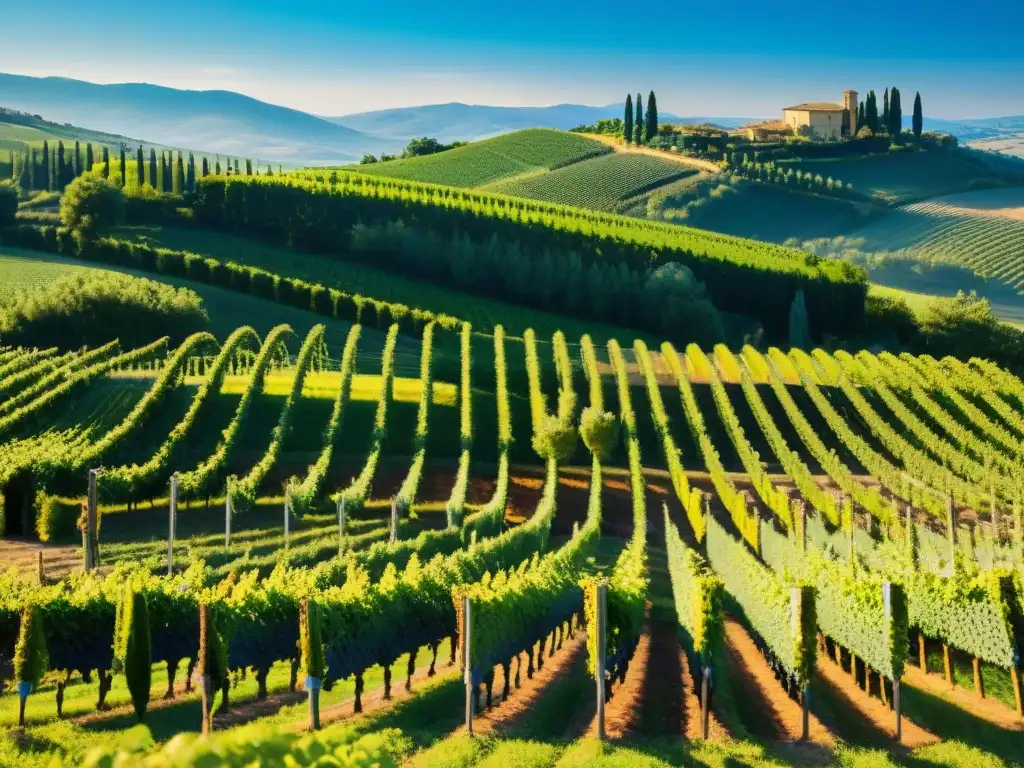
[890,87,902,137]
[102,147,110,180]
[883,88,890,131]
[175,152,185,195]
[74,141,81,179]
[866,91,879,134]
[912,92,923,139]
[136,146,145,187]
[245,158,252,176]
[161,152,169,192]
[646,91,658,142]
[266,164,273,177]
[41,141,50,190]
[85,143,94,172]
[13,605,49,727]
[116,589,151,722]
[624,94,633,144]
[233,158,240,174]
[215,156,221,175]
[634,93,643,144]
[149,148,157,188]
[119,144,126,187]
[858,101,865,132]
[57,142,66,189]
[187,152,196,192]
[789,289,812,349]
[202,156,209,177]
[28,148,37,192]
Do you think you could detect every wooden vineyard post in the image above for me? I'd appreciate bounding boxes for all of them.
[284,483,291,550]
[337,496,346,556]
[225,477,232,553]
[596,581,608,741]
[462,595,473,736]
[883,583,902,742]
[791,588,809,741]
[168,473,178,576]
[390,497,398,546]
[85,469,99,571]
[36,551,44,586]
[945,492,957,573]
[198,603,213,735]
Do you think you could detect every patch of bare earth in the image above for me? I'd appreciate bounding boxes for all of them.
[723,618,834,755]
[451,631,588,737]
[815,653,937,748]
[902,663,1024,731]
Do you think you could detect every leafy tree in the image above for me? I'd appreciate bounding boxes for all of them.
[59,174,125,238]
[136,146,145,187]
[643,262,724,345]
[912,92,923,139]
[788,289,812,348]
[114,589,152,722]
[624,94,633,143]
[360,154,378,164]
[646,91,658,141]
[635,93,644,144]
[920,291,1023,363]
[0,181,17,225]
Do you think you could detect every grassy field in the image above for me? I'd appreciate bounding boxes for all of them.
[353,128,611,187]
[776,149,1015,206]
[487,153,696,211]
[669,181,876,243]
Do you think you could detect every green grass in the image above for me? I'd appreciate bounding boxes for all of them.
[353,129,611,188]
[488,154,696,211]
[0,246,390,353]
[777,149,1012,206]
[668,181,875,244]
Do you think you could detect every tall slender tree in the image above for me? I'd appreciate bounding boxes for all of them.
[102,147,110,180]
[889,88,902,137]
[119,144,126,187]
[882,88,890,131]
[201,156,209,177]
[85,143,94,173]
[160,152,168,193]
[646,91,658,141]
[912,91,923,139]
[857,101,865,132]
[136,146,145,187]
[175,152,185,195]
[40,141,50,190]
[215,156,221,175]
[56,142,66,190]
[865,91,879,133]
[624,94,633,144]
[74,141,81,179]
[149,149,157,188]
[634,93,644,144]
[186,152,196,192]
[245,158,252,176]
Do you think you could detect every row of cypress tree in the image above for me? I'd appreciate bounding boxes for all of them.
[623,91,659,145]
[856,88,924,139]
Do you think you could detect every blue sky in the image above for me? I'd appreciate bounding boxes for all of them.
[2,0,1022,118]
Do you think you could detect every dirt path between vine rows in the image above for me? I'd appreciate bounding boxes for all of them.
[722,618,834,751]
[814,652,937,748]
[902,663,1024,731]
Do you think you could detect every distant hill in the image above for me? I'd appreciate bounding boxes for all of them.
[923,115,1024,142]
[327,102,756,143]
[0,106,147,153]
[0,73,399,165]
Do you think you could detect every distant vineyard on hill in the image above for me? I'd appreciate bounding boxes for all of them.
[487,153,697,211]
[841,187,1024,291]
[353,128,611,187]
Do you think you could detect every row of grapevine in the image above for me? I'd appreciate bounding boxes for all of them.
[445,323,473,526]
[702,345,793,530]
[176,325,295,500]
[230,325,327,513]
[0,348,68,397]
[0,338,168,440]
[290,325,362,515]
[662,342,758,548]
[727,348,840,526]
[97,328,261,503]
[633,340,704,539]
[942,356,1024,441]
[394,323,436,515]
[337,324,400,511]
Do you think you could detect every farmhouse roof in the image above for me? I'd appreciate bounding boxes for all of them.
[783,102,846,112]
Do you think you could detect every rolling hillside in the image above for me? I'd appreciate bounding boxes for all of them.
[354,128,611,187]
[0,107,146,153]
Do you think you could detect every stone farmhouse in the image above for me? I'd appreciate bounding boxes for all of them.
[735,90,859,142]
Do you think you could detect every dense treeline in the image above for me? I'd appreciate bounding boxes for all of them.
[192,175,866,339]
[0,272,208,349]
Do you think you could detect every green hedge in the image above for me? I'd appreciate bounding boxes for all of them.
[664,507,724,665]
[0,224,459,339]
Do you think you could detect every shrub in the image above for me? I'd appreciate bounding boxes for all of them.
[531,413,577,462]
[579,406,617,460]
[0,272,208,350]
[14,605,49,686]
[115,589,152,721]
[59,175,124,238]
[34,492,81,542]
[0,182,17,226]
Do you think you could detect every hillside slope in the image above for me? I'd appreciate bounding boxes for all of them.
[0,73,396,165]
